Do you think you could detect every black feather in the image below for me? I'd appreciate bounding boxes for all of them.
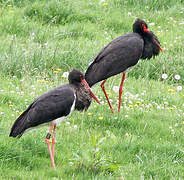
[85,18,162,87]
[9,85,75,137]
[9,69,93,138]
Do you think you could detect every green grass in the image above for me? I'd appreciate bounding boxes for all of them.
[0,0,184,179]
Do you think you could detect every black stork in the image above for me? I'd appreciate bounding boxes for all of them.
[85,18,162,113]
[9,69,100,168]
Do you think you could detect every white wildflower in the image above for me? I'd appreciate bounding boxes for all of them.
[69,162,73,166]
[162,74,168,80]
[177,86,182,91]
[175,123,178,127]
[94,147,99,153]
[62,72,69,78]
[113,86,119,93]
[179,22,184,25]
[128,12,132,16]
[174,74,180,80]
[171,129,175,134]
[99,0,105,3]
[73,125,78,129]
[149,22,155,26]
[65,121,70,125]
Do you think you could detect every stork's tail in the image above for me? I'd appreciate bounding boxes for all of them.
[9,111,28,138]
[9,104,33,138]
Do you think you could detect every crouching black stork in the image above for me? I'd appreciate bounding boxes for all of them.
[85,18,162,113]
[9,69,100,168]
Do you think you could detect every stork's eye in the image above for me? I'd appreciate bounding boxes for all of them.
[142,24,146,30]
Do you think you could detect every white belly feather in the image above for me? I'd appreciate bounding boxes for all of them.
[53,95,76,125]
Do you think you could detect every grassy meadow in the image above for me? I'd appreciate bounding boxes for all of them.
[0,0,184,179]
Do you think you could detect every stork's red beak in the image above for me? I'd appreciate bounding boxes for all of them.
[81,79,101,104]
[154,39,163,51]
[143,27,150,33]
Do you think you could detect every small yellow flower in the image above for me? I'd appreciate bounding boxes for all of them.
[168,89,175,92]
[106,91,111,95]
[182,121,184,125]
[8,4,12,7]
[103,2,108,6]
[9,104,13,107]
[19,112,23,115]
[128,104,133,108]
[136,101,141,105]
[53,70,59,74]
[134,104,138,108]
[50,82,54,85]
[56,68,62,72]
[149,104,153,108]
[37,79,42,83]
[88,112,92,116]
[37,79,48,83]
[98,116,103,120]
[169,107,174,110]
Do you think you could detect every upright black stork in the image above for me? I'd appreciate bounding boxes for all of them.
[85,18,162,113]
[9,69,100,168]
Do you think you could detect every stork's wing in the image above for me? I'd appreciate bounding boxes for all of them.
[85,33,144,87]
[9,85,75,137]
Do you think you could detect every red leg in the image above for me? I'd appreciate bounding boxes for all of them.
[118,73,126,113]
[101,80,114,113]
[45,123,56,168]
[52,124,56,158]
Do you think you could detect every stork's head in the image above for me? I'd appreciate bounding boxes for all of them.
[133,18,163,51]
[69,69,100,104]
[133,18,149,35]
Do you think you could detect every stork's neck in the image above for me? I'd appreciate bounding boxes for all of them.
[141,33,161,59]
[74,84,92,111]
